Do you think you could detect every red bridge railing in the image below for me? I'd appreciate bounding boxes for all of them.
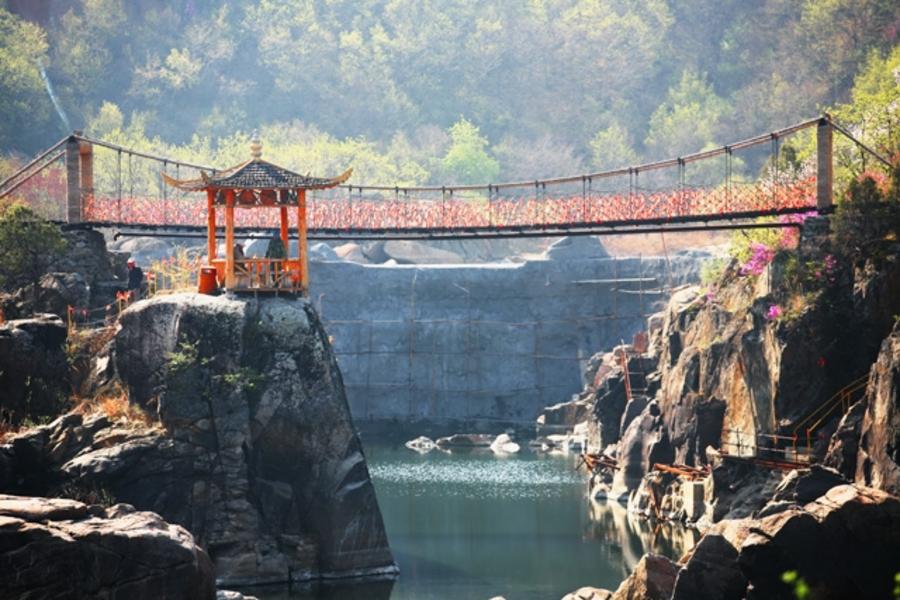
[1,115,889,236]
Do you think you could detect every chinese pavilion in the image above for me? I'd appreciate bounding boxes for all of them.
[164,136,351,294]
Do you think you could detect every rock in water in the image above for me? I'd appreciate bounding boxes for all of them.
[405,436,436,453]
[0,494,215,599]
[434,433,494,448]
[110,293,396,585]
[490,433,520,454]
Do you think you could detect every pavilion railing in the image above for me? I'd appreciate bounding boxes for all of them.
[214,258,302,292]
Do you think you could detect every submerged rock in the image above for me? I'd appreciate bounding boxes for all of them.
[0,494,215,599]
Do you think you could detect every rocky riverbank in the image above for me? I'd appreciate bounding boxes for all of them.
[1,292,397,592]
[542,212,900,598]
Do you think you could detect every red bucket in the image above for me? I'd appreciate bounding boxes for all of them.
[198,266,218,295]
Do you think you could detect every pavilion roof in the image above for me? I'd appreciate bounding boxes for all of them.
[163,136,352,192]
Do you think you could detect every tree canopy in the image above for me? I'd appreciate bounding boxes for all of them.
[0,203,66,292]
[0,0,898,184]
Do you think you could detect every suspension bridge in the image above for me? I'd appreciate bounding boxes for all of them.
[0,115,889,240]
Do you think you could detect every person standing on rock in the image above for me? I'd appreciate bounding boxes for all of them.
[265,234,286,286]
[126,258,144,301]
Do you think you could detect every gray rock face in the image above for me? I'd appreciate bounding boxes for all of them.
[0,315,68,424]
[0,494,215,600]
[611,401,673,496]
[0,295,396,587]
[53,228,116,285]
[824,399,865,480]
[855,324,900,495]
[110,293,396,584]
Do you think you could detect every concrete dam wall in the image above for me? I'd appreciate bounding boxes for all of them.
[309,242,704,427]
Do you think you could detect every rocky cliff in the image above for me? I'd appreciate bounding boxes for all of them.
[0,293,397,586]
[549,210,900,598]
[547,217,900,505]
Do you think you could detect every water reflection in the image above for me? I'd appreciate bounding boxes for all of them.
[247,445,695,600]
[585,499,699,574]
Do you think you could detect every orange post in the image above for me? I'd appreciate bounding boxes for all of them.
[225,189,235,289]
[207,189,217,261]
[279,205,289,251]
[298,189,308,294]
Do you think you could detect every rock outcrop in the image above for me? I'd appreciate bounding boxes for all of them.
[0,293,397,586]
[0,494,215,599]
[611,554,678,600]
[0,314,69,425]
[854,323,900,495]
[669,483,900,600]
[1,228,122,319]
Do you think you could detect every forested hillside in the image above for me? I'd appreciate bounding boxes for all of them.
[1,0,898,184]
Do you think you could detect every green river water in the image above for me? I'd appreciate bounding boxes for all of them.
[251,444,697,600]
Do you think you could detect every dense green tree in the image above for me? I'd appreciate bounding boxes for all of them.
[0,6,54,151]
[0,0,898,183]
[834,46,900,156]
[0,204,67,293]
[645,70,728,159]
[590,123,638,171]
[440,118,499,184]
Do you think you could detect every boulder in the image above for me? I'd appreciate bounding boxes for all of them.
[769,465,847,505]
[405,435,436,453]
[34,271,90,316]
[381,240,463,264]
[611,553,678,600]
[738,485,900,600]
[435,433,494,448]
[110,236,175,264]
[561,587,613,600]
[217,592,259,600]
[544,236,610,260]
[0,315,68,425]
[309,242,339,261]
[53,228,116,285]
[0,494,215,599]
[334,242,369,263]
[113,293,396,584]
[536,398,592,435]
[670,533,746,600]
[490,433,520,454]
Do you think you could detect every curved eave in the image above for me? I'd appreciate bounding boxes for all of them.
[163,166,353,192]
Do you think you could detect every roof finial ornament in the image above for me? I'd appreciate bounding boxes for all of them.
[250,130,262,160]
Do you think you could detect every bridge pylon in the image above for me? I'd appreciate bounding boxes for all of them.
[65,131,93,224]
